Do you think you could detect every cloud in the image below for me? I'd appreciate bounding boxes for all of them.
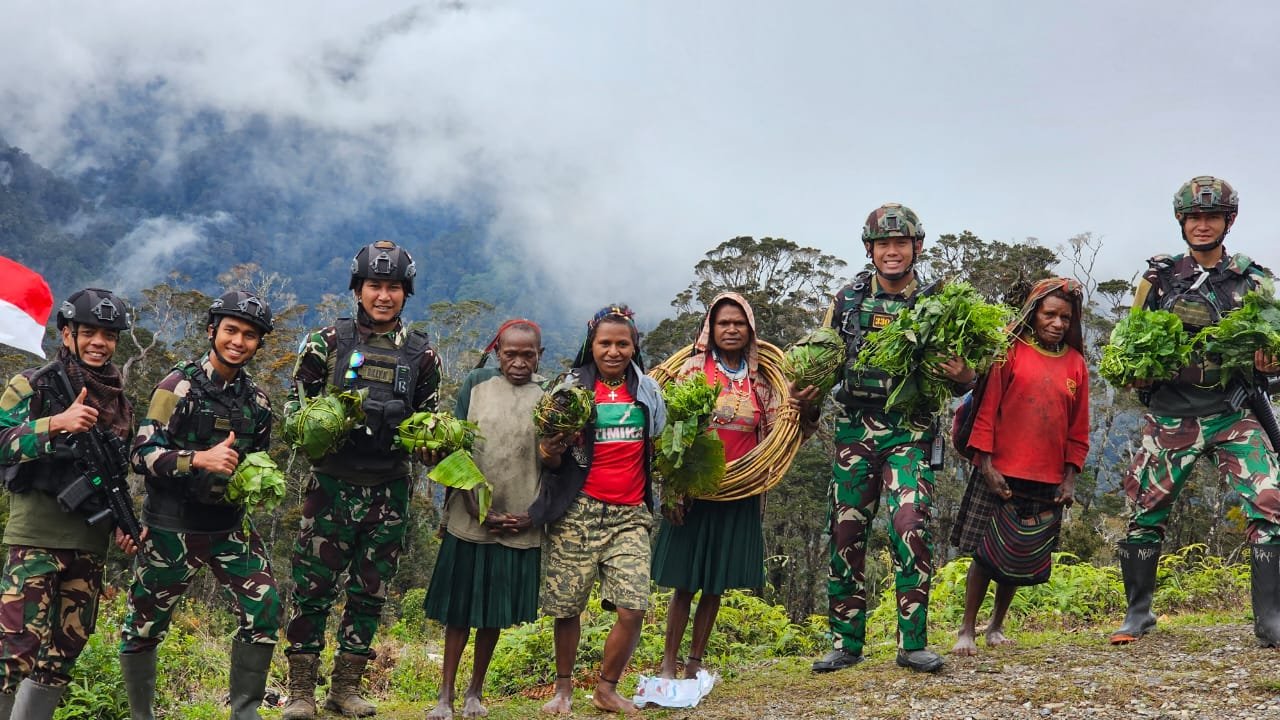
[3,1,1280,318]
[106,212,234,294]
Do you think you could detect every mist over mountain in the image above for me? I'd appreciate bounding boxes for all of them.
[0,102,584,358]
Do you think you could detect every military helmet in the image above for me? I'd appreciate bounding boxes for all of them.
[349,240,417,296]
[56,288,130,331]
[862,203,926,243]
[1173,176,1238,222]
[208,290,273,335]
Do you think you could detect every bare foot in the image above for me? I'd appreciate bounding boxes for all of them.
[658,658,678,679]
[540,679,573,715]
[591,681,639,715]
[461,694,488,718]
[986,629,1016,647]
[426,700,455,720]
[683,658,703,679]
[952,629,978,657]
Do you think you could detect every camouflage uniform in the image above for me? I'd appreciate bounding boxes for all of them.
[822,274,941,654]
[120,356,278,652]
[0,364,132,692]
[282,319,441,657]
[1124,252,1280,544]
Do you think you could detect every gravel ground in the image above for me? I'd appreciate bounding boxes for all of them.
[664,623,1280,720]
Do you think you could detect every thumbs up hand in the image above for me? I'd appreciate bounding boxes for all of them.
[50,387,98,435]
[193,431,239,476]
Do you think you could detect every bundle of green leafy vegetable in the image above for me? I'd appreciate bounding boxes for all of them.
[282,389,365,461]
[395,412,480,454]
[533,377,594,437]
[784,326,845,395]
[1193,291,1280,387]
[429,451,494,523]
[853,281,1013,419]
[655,372,726,505]
[227,451,287,530]
[1098,309,1194,387]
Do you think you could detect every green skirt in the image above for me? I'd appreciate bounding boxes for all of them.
[651,495,764,594]
[424,533,541,629]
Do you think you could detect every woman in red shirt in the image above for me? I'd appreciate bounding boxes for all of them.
[951,278,1090,656]
[651,293,785,681]
[532,304,667,716]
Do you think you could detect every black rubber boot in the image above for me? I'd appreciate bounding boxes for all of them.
[120,649,158,720]
[1109,542,1160,644]
[230,640,276,720]
[10,679,66,720]
[1251,543,1280,647]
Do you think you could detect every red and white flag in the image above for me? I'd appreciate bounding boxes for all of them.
[0,256,53,358]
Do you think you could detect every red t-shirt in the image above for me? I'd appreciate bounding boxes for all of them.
[703,355,762,462]
[582,380,646,505]
[967,339,1090,485]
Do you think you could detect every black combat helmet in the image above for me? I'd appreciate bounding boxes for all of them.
[56,288,130,331]
[208,290,273,335]
[349,240,417,296]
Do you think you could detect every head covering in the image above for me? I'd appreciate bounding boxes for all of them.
[572,304,643,371]
[1013,277,1085,354]
[694,292,760,374]
[475,318,542,369]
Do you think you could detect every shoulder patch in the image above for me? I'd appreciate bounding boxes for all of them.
[145,388,182,423]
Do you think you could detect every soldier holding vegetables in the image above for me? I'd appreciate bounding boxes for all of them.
[119,290,278,720]
[799,203,975,674]
[280,240,442,719]
[1111,176,1280,647]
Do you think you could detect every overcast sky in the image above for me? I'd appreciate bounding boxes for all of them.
[3,1,1279,320]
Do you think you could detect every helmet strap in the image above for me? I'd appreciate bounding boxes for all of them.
[1181,217,1230,252]
[866,240,918,282]
[208,320,251,371]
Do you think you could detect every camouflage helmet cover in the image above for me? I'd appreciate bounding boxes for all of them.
[349,240,417,296]
[862,203,926,243]
[208,290,273,334]
[57,288,130,331]
[1173,175,1238,222]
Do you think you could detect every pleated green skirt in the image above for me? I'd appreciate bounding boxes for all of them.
[424,533,541,629]
[651,495,764,594]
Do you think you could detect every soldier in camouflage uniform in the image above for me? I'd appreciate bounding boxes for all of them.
[280,240,442,720]
[0,288,140,720]
[119,290,279,720]
[799,204,975,674]
[1110,176,1280,647]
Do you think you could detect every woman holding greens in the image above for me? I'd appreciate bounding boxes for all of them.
[531,304,666,716]
[424,319,545,720]
[951,277,1090,656]
[651,293,789,680]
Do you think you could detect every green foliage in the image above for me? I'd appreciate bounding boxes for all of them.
[1098,309,1193,387]
[226,451,287,523]
[921,231,1058,306]
[1194,290,1280,387]
[396,412,480,454]
[854,281,1012,420]
[282,388,366,460]
[533,378,593,437]
[783,326,844,395]
[655,372,725,503]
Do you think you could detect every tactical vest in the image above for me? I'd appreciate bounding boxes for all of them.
[146,361,261,512]
[3,364,110,517]
[1147,253,1264,387]
[832,271,928,409]
[315,318,431,479]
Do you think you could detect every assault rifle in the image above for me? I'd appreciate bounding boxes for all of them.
[1229,373,1280,454]
[33,362,146,547]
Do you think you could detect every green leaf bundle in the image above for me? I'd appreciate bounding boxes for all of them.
[395,411,481,454]
[428,450,494,522]
[1098,309,1194,388]
[227,451,287,531]
[655,431,726,508]
[282,389,365,461]
[783,326,845,395]
[656,371,726,503]
[1193,291,1280,388]
[853,281,1013,419]
[533,378,594,437]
